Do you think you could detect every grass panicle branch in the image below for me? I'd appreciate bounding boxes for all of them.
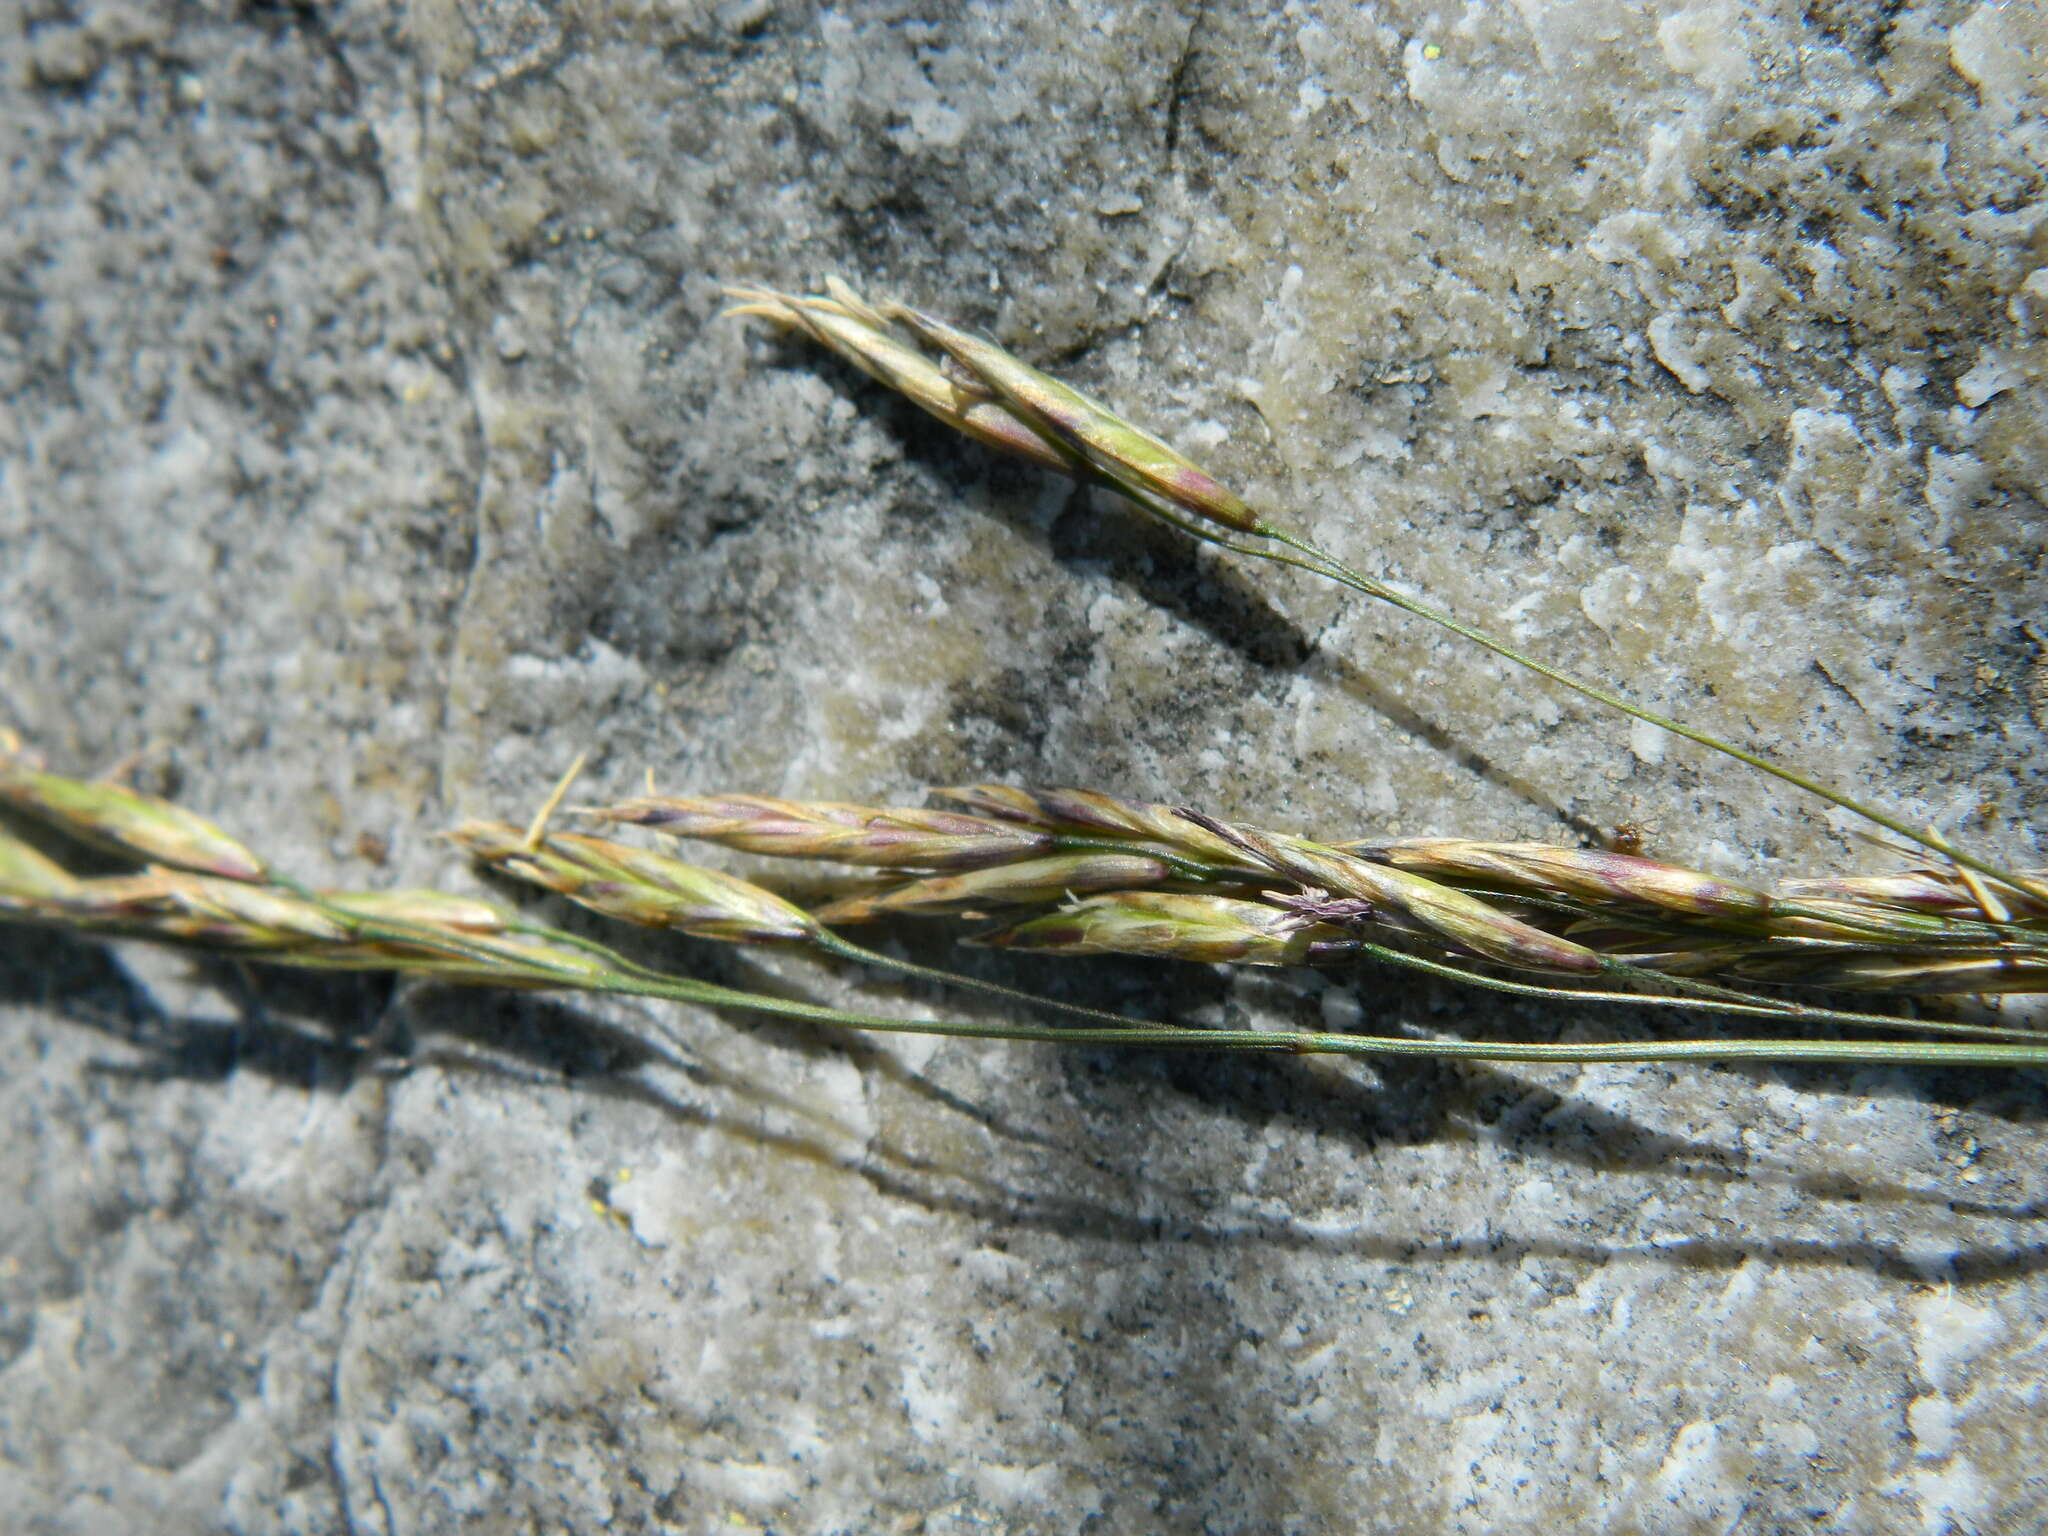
[5,752,2046,1066]
[588,779,2045,1003]
[725,280,2045,903]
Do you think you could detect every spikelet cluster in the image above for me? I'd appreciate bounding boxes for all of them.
[581,782,2048,993]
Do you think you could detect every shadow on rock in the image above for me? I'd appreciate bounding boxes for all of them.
[5,922,2045,1278]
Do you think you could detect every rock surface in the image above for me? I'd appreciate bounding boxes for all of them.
[3,1,2046,1531]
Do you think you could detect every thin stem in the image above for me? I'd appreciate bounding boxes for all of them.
[46,882,2048,1067]
[364,914,2048,1066]
[812,929,1199,1033]
[1352,941,2047,1044]
[1099,483,2046,905]
[1260,529,2048,904]
[524,885,2046,1048]
[462,965,2048,1068]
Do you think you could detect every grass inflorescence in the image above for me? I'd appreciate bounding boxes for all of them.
[4,280,2043,1075]
[4,732,2046,1070]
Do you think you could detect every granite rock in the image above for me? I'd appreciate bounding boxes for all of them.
[3,1,2046,1532]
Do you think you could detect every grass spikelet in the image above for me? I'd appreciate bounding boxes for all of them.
[722,283,1072,474]
[590,793,1053,870]
[0,756,267,882]
[1176,811,1605,974]
[974,891,1357,966]
[932,784,1259,872]
[812,852,1175,924]
[1351,837,1773,919]
[871,300,1270,535]
[0,825,82,904]
[1775,866,2048,920]
[154,873,356,945]
[448,821,820,944]
[322,889,517,935]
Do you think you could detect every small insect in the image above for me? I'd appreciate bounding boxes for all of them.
[354,830,390,866]
[1607,821,1650,857]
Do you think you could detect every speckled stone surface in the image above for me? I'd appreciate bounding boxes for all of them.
[3,2,2047,1532]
